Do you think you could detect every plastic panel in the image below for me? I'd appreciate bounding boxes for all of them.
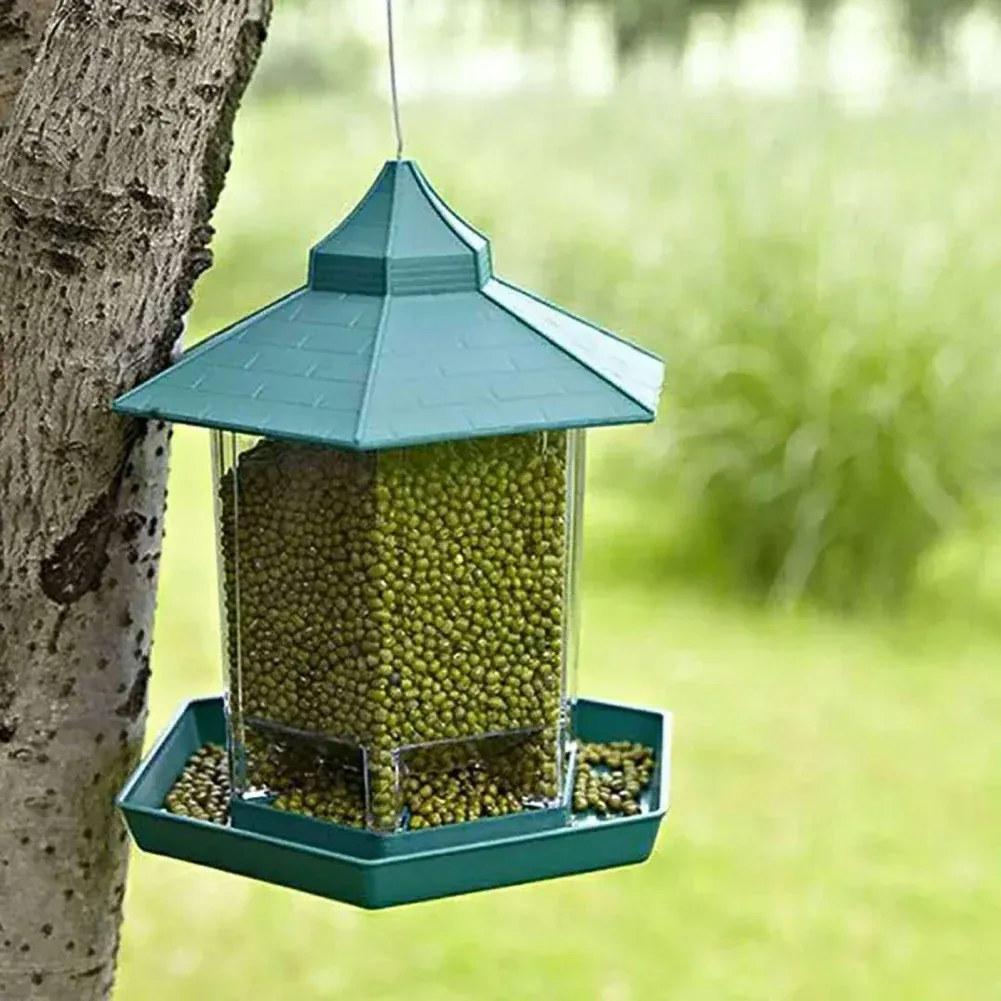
[562,429,586,721]
[215,431,575,835]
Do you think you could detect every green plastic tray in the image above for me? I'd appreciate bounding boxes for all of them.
[118,696,671,909]
[230,741,577,860]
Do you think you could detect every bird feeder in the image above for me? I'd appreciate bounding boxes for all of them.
[114,161,672,908]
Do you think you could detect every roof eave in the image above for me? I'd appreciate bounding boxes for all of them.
[480,277,665,418]
[355,410,656,451]
[111,400,368,450]
[110,286,310,417]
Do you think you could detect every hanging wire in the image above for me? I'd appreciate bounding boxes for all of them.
[385,0,405,160]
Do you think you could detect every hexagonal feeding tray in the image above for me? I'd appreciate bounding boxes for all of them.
[118,695,671,909]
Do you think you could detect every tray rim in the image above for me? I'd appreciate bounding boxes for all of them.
[119,694,672,869]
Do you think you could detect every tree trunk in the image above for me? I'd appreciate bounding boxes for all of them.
[0,1,272,997]
[0,0,57,129]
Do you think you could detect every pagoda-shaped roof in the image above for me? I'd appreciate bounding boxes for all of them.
[113,160,665,450]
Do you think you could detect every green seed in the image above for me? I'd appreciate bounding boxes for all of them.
[571,741,656,820]
[220,432,571,830]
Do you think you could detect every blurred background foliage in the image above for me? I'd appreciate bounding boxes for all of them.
[511,0,1001,63]
[201,0,1001,612]
[115,2,1001,999]
[257,0,1001,89]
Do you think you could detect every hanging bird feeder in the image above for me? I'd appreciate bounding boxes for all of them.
[113,4,671,910]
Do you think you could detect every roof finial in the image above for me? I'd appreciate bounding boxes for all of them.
[385,0,405,161]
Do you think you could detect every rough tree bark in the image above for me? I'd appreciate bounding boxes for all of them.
[0,1,272,997]
[0,0,57,130]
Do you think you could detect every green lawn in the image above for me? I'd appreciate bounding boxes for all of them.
[111,63,1001,1000]
[115,426,1001,1001]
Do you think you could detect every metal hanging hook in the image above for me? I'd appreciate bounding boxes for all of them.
[386,0,405,160]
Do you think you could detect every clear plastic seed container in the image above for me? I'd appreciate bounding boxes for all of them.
[212,428,586,833]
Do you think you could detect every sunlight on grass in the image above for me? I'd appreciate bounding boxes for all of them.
[116,424,1001,1001]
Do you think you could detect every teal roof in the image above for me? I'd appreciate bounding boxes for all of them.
[113,160,665,450]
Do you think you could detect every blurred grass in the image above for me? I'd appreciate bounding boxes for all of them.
[114,81,1001,1000]
[117,425,1001,1001]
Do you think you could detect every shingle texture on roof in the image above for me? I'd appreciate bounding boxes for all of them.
[113,160,665,449]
